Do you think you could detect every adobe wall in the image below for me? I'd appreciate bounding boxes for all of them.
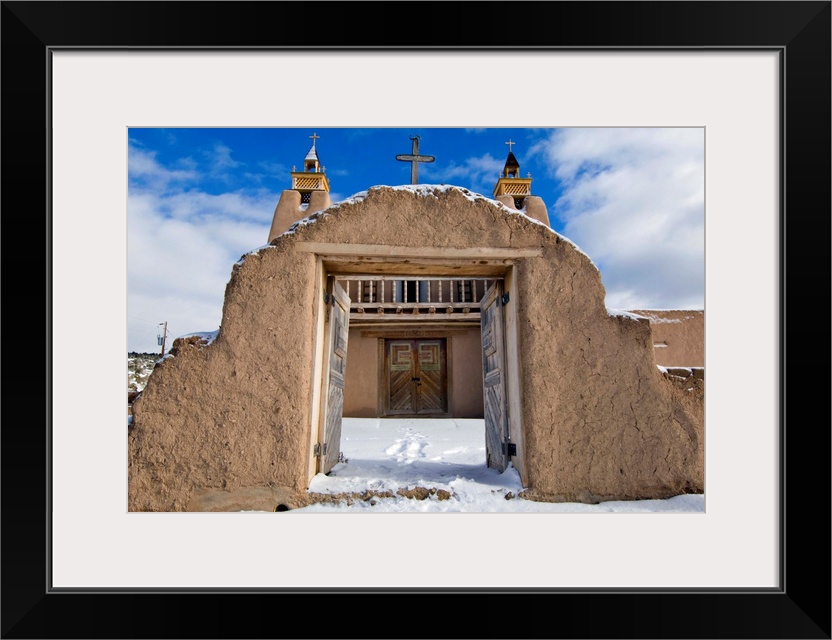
[342,329,380,418]
[450,330,485,417]
[129,243,321,512]
[629,309,705,367]
[512,239,703,503]
[129,185,703,511]
[494,194,550,227]
[268,189,332,242]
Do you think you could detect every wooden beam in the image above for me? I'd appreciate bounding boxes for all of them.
[323,259,513,277]
[299,242,541,259]
[361,329,471,338]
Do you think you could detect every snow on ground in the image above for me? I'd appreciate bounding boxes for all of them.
[289,417,704,514]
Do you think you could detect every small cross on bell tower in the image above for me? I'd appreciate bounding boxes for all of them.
[291,132,330,203]
[268,131,335,242]
[493,138,532,209]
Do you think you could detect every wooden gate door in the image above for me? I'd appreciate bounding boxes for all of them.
[318,278,351,475]
[385,339,448,416]
[480,281,509,471]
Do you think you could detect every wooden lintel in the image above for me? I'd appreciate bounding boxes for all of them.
[349,314,481,323]
[326,261,510,277]
[360,329,471,338]
[298,242,541,259]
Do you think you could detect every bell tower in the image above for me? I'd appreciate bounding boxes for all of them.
[292,132,330,203]
[491,139,550,227]
[492,139,532,209]
[268,132,333,242]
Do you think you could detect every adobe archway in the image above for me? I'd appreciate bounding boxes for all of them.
[128,186,703,512]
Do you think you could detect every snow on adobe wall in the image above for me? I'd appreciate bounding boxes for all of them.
[128,186,702,511]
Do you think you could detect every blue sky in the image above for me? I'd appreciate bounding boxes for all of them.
[128,127,704,354]
[128,127,563,206]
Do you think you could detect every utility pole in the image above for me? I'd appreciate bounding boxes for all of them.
[158,321,168,356]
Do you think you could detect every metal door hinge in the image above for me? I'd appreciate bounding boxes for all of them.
[501,292,510,305]
[324,292,330,304]
[502,441,517,457]
[314,442,329,457]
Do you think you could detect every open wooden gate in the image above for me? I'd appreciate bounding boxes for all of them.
[317,278,351,475]
[480,280,510,471]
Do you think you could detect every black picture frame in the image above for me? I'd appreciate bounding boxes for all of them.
[2,1,829,638]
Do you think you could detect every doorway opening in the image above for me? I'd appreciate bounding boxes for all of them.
[311,262,521,487]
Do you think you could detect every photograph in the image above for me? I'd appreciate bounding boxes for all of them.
[127,126,706,514]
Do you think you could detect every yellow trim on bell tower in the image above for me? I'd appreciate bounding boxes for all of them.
[492,138,531,204]
[291,132,330,196]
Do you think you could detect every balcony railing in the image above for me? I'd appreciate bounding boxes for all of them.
[291,172,330,192]
[335,276,500,321]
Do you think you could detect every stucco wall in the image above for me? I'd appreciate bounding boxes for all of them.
[268,189,332,242]
[129,185,703,511]
[505,241,703,503]
[629,309,705,367]
[342,330,380,418]
[450,331,485,418]
[129,246,320,512]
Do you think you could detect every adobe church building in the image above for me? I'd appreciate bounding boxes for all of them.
[128,136,704,512]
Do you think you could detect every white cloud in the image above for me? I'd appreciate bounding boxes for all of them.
[257,160,289,175]
[534,128,704,310]
[127,146,197,190]
[204,142,243,183]
[128,183,279,352]
[149,189,276,225]
[208,142,241,169]
[423,153,503,195]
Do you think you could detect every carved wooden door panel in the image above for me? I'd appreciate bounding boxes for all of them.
[480,281,509,471]
[385,339,447,416]
[387,340,416,414]
[319,278,350,475]
[415,340,447,414]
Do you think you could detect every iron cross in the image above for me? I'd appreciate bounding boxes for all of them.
[396,135,435,184]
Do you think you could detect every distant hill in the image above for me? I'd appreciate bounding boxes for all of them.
[128,352,160,393]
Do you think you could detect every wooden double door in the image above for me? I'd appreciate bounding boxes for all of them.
[384,338,448,416]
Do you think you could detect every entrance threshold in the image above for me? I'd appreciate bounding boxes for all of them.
[309,416,494,494]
